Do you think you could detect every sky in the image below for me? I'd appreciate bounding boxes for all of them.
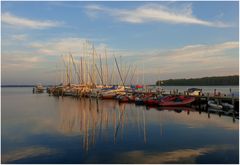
[1,1,239,85]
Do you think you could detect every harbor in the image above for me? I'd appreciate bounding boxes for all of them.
[2,1,239,164]
[2,87,239,163]
[31,44,238,117]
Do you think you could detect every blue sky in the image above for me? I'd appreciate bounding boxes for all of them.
[1,1,239,85]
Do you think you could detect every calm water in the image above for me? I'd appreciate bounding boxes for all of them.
[1,87,239,164]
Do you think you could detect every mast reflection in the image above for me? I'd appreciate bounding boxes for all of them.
[59,99,149,151]
[58,98,238,152]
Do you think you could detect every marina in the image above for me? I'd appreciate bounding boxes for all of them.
[38,48,238,116]
[1,1,239,164]
[1,87,239,164]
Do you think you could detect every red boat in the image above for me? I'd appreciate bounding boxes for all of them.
[119,95,136,103]
[144,96,163,106]
[158,95,195,107]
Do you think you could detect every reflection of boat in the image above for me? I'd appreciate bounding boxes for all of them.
[208,100,223,110]
[208,108,234,115]
[118,94,135,103]
[159,95,195,107]
[221,103,234,110]
[159,106,196,112]
[34,84,44,93]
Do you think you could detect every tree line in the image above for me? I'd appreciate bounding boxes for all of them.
[156,75,239,86]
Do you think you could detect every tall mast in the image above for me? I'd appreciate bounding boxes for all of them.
[81,56,84,84]
[95,64,104,85]
[70,53,80,84]
[130,65,137,85]
[99,53,103,85]
[92,44,96,86]
[105,48,109,86]
[114,55,125,87]
[68,54,71,85]
[123,64,131,86]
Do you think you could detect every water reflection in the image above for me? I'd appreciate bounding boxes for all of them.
[57,98,238,152]
[1,88,239,163]
[2,146,57,163]
[116,144,236,164]
[58,98,149,151]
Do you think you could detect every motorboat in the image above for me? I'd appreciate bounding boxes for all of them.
[159,95,195,107]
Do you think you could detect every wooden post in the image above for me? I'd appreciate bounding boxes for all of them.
[232,94,235,110]
[206,93,209,111]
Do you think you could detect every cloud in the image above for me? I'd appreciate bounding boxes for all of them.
[131,41,239,82]
[2,12,63,29]
[85,3,231,28]
[11,34,28,41]
[29,38,239,83]
[2,53,46,70]
[30,37,113,56]
[166,41,239,62]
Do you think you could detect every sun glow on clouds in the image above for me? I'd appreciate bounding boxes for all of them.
[85,3,231,27]
[1,2,238,84]
[1,33,238,84]
[2,12,63,29]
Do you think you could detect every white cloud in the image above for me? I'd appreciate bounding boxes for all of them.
[2,12,63,29]
[85,3,231,28]
[30,37,113,57]
[167,41,239,61]
[2,53,46,70]
[2,35,238,84]
[11,34,28,41]
[139,41,239,82]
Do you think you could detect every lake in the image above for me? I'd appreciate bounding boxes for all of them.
[1,87,239,164]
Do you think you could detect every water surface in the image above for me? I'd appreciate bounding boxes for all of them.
[1,87,239,163]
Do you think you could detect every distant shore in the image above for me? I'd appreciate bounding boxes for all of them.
[156,75,239,86]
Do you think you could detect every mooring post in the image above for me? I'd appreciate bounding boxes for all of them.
[206,93,210,111]
[198,99,201,110]
[232,94,235,110]
[232,110,236,123]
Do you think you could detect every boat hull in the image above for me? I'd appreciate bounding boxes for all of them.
[159,96,195,107]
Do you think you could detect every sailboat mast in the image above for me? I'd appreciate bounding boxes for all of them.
[99,53,103,85]
[114,55,125,87]
[105,48,109,86]
[92,44,96,86]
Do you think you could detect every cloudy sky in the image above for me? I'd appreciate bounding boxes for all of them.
[1,1,239,85]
